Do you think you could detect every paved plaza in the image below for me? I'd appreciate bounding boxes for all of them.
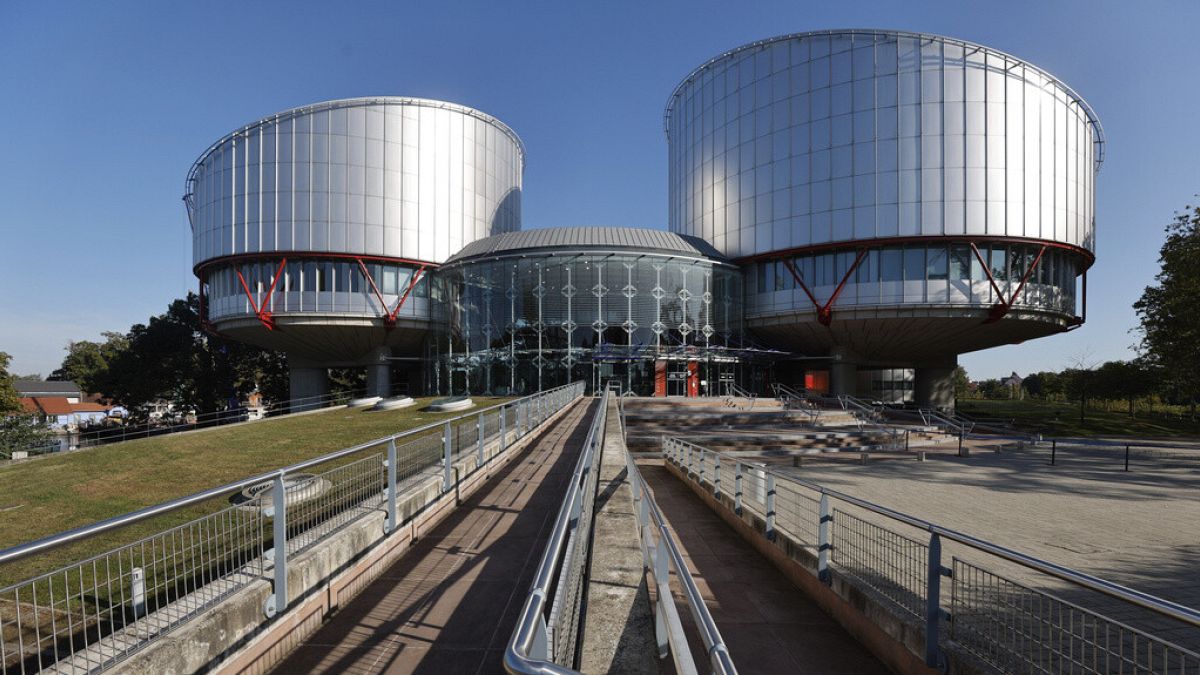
[780,442,1200,651]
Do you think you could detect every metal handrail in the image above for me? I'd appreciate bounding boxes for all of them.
[0,382,583,567]
[506,387,611,674]
[918,408,974,436]
[626,447,737,674]
[664,436,1200,630]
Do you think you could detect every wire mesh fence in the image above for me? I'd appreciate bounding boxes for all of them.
[951,559,1200,674]
[545,397,606,666]
[662,436,1200,675]
[0,503,266,673]
[0,382,584,674]
[831,508,928,624]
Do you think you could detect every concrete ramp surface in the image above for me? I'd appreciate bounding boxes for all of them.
[272,401,596,674]
[637,461,888,674]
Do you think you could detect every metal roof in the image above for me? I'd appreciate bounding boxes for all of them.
[443,227,731,264]
[14,380,82,396]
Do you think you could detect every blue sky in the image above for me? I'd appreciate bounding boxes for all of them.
[1,1,1197,380]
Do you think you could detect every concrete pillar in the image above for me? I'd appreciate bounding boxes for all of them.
[365,347,392,398]
[829,347,857,396]
[289,363,329,412]
[915,358,957,411]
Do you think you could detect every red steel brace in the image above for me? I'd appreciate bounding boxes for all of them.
[357,259,427,329]
[235,258,287,330]
[968,244,1048,323]
[782,249,868,326]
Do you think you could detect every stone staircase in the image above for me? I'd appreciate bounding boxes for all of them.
[621,397,944,454]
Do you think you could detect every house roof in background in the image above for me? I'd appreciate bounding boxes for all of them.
[32,397,74,415]
[71,403,111,413]
[14,380,82,396]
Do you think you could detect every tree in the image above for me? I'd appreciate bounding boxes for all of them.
[50,332,129,394]
[1135,205,1200,413]
[1022,373,1043,398]
[952,366,969,401]
[0,352,22,414]
[0,352,53,456]
[0,414,54,456]
[100,294,286,418]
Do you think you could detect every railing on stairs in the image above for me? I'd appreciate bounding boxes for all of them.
[769,383,819,423]
[723,383,757,411]
[919,408,974,436]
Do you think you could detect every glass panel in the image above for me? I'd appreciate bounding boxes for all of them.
[903,247,925,281]
[989,246,1007,282]
[950,245,972,280]
[927,246,948,280]
[880,247,902,281]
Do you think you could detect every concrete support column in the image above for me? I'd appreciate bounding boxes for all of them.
[365,347,392,398]
[829,347,858,397]
[915,358,957,411]
[289,362,329,412]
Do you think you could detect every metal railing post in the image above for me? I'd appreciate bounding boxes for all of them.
[713,456,721,495]
[443,421,453,493]
[818,494,831,583]
[766,473,777,540]
[653,541,669,658]
[266,472,288,617]
[734,462,743,515]
[698,449,706,485]
[477,412,485,467]
[385,439,397,533]
[500,405,507,449]
[925,532,948,669]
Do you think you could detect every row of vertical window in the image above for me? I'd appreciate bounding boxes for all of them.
[205,259,428,300]
[753,243,1078,296]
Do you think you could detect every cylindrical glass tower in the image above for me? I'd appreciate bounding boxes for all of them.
[431,228,746,395]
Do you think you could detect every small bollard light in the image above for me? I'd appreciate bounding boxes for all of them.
[917,451,926,462]
[131,567,146,619]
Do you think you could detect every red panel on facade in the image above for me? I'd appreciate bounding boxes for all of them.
[687,361,699,397]
[805,370,830,395]
[654,361,667,397]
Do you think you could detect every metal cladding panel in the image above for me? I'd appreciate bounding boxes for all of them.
[186,97,524,268]
[665,30,1102,259]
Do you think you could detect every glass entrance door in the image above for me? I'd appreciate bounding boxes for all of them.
[667,362,688,397]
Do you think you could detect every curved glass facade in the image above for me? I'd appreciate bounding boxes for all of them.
[187,98,523,269]
[747,241,1077,317]
[666,30,1101,259]
[431,253,744,395]
[203,257,430,322]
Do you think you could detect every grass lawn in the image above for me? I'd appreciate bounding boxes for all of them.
[959,398,1200,439]
[0,396,509,585]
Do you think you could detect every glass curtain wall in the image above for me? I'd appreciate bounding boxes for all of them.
[203,257,429,320]
[749,243,1080,316]
[430,254,744,395]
